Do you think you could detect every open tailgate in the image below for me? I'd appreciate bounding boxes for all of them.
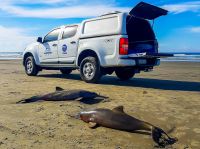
[129,2,168,20]
[127,53,174,58]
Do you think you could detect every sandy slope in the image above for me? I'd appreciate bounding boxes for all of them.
[0,60,199,149]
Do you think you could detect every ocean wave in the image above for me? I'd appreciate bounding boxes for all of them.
[161,54,200,62]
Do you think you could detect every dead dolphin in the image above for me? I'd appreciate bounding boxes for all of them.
[16,87,107,104]
[78,106,177,147]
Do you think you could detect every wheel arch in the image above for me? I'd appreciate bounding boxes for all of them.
[23,51,40,66]
[23,52,34,66]
[77,49,100,66]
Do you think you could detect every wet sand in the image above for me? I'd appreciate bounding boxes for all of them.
[0,60,199,149]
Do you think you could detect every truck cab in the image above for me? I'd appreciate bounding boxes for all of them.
[23,2,172,83]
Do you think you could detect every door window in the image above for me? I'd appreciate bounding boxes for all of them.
[62,26,78,39]
[43,29,60,43]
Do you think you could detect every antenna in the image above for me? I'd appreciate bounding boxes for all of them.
[152,19,155,28]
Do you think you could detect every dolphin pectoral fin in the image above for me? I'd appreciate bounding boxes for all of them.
[97,94,109,99]
[56,87,64,91]
[75,97,83,101]
[112,106,125,113]
[88,122,98,128]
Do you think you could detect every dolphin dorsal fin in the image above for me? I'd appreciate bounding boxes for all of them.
[56,87,64,91]
[112,106,124,113]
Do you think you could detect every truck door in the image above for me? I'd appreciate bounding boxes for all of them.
[58,26,78,66]
[38,28,61,65]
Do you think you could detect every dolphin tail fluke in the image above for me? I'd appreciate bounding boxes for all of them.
[16,99,27,104]
[16,96,40,104]
[152,127,178,147]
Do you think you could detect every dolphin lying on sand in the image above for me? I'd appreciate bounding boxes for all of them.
[78,106,177,147]
[16,87,107,104]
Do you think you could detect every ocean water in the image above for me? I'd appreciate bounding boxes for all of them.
[0,52,200,62]
[0,52,23,60]
[160,53,200,62]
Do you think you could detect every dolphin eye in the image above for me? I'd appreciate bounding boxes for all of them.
[89,117,95,122]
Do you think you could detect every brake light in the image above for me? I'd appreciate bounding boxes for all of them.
[119,38,129,55]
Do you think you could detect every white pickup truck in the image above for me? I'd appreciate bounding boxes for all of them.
[23,2,172,83]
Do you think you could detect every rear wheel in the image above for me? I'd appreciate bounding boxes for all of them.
[115,68,135,80]
[25,56,39,76]
[60,69,72,75]
[80,56,102,83]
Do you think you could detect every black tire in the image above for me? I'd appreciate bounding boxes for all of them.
[115,68,135,80]
[80,56,102,83]
[25,56,39,76]
[60,69,72,75]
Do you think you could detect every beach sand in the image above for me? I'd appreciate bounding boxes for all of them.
[0,60,199,149]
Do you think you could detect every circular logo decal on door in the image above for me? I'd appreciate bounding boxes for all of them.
[62,44,67,54]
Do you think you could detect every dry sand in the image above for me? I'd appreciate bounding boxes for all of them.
[0,60,199,149]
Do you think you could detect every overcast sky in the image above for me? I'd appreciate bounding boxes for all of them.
[0,0,200,53]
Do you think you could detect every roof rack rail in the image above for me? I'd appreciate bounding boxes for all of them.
[100,11,121,17]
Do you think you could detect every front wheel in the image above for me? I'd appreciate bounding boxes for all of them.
[80,56,102,83]
[115,68,135,80]
[25,56,39,76]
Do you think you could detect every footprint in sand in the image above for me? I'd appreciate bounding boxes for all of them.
[193,128,200,134]
[191,140,200,147]
[176,126,190,137]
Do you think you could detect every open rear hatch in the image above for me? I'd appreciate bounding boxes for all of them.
[129,2,168,20]
[126,2,172,58]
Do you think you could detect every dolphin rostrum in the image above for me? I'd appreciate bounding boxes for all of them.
[78,106,177,147]
[16,87,107,104]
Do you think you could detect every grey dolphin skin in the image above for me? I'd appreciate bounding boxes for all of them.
[79,106,177,148]
[16,87,107,104]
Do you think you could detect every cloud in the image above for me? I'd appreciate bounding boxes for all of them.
[0,4,129,18]
[0,0,130,18]
[3,0,67,5]
[2,0,114,5]
[0,26,35,52]
[2,0,200,18]
[187,27,200,33]
[162,1,200,14]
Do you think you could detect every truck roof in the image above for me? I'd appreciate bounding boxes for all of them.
[56,12,125,30]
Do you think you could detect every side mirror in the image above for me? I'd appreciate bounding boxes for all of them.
[37,37,43,43]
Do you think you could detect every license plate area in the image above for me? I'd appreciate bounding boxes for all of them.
[138,59,147,65]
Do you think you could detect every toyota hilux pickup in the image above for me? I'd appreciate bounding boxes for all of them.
[23,2,172,83]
